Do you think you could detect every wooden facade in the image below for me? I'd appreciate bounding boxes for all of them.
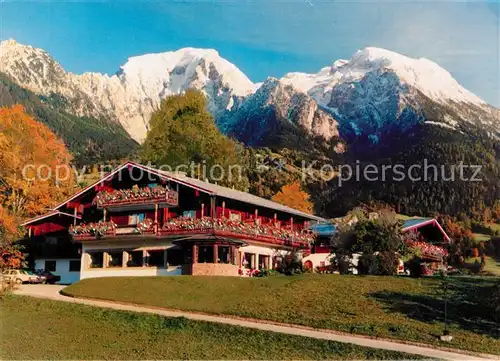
[24,162,323,279]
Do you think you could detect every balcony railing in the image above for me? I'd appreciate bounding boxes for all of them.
[407,240,448,260]
[70,221,117,238]
[93,186,178,208]
[159,217,314,248]
[70,217,315,248]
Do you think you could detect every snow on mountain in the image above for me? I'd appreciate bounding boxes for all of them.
[223,77,341,148]
[1,40,498,145]
[280,47,498,141]
[282,47,485,107]
[0,40,255,142]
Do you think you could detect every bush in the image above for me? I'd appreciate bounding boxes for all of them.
[0,279,15,299]
[407,257,423,278]
[470,260,484,274]
[486,237,500,257]
[315,264,337,274]
[275,259,303,276]
[357,253,378,275]
[376,251,400,275]
[336,257,351,274]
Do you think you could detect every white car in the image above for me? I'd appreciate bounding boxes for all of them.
[2,269,42,284]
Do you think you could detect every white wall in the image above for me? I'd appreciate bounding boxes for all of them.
[34,258,81,284]
[80,240,182,280]
[80,266,181,280]
[302,253,333,269]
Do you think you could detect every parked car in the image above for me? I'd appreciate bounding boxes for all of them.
[2,269,43,284]
[35,270,61,284]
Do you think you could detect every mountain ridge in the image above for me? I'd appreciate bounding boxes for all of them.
[1,39,498,147]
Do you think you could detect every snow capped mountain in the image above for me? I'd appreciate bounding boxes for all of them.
[222,77,341,148]
[1,40,498,146]
[281,47,499,141]
[282,47,485,107]
[0,40,255,142]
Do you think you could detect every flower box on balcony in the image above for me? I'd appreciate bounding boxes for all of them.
[158,216,314,248]
[70,221,117,240]
[93,186,178,208]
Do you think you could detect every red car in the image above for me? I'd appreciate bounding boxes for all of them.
[35,270,61,284]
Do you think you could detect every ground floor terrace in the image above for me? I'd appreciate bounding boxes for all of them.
[78,237,290,279]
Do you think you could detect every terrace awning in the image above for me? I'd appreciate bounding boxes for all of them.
[22,211,82,236]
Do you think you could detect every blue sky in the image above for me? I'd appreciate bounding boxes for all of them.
[1,0,499,106]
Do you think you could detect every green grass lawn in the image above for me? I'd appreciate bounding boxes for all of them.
[490,223,500,233]
[0,296,423,360]
[63,275,500,355]
[465,256,500,276]
[473,232,491,242]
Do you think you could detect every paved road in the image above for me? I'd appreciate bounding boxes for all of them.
[13,284,497,361]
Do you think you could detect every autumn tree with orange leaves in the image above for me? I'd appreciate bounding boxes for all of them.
[0,205,23,270]
[0,105,75,218]
[438,215,474,265]
[272,180,313,214]
[0,105,75,269]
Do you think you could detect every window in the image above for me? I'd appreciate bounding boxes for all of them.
[127,251,143,267]
[259,255,269,269]
[183,210,196,218]
[218,246,232,264]
[128,213,145,225]
[44,260,56,272]
[69,260,81,272]
[88,252,103,268]
[107,252,123,267]
[198,246,214,263]
[229,212,241,221]
[146,250,164,267]
[242,253,253,269]
[46,237,57,245]
[166,249,183,266]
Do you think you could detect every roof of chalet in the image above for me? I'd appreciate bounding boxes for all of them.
[21,210,81,226]
[307,217,451,241]
[25,162,325,226]
[402,217,450,242]
[155,169,326,222]
[402,218,434,229]
[309,222,337,237]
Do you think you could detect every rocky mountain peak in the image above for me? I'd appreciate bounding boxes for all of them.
[1,40,497,145]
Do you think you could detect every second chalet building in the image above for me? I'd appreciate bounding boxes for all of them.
[24,162,325,281]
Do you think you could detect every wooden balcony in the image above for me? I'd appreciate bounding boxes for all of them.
[70,217,314,249]
[93,186,178,209]
[407,240,448,260]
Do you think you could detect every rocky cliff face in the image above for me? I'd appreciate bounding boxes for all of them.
[0,40,255,142]
[222,78,341,149]
[281,47,499,143]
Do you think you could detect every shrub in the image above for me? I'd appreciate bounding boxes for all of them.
[315,264,337,274]
[486,237,500,257]
[0,279,15,299]
[377,251,400,275]
[275,258,303,276]
[357,253,378,275]
[471,260,483,274]
[246,268,270,277]
[336,257,351,274]
[407,257,423,278]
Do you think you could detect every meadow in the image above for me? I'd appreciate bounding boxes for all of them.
[63,274,500,354]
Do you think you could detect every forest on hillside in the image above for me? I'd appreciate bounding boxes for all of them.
[0,89,498,225]
[0,73,138,166]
